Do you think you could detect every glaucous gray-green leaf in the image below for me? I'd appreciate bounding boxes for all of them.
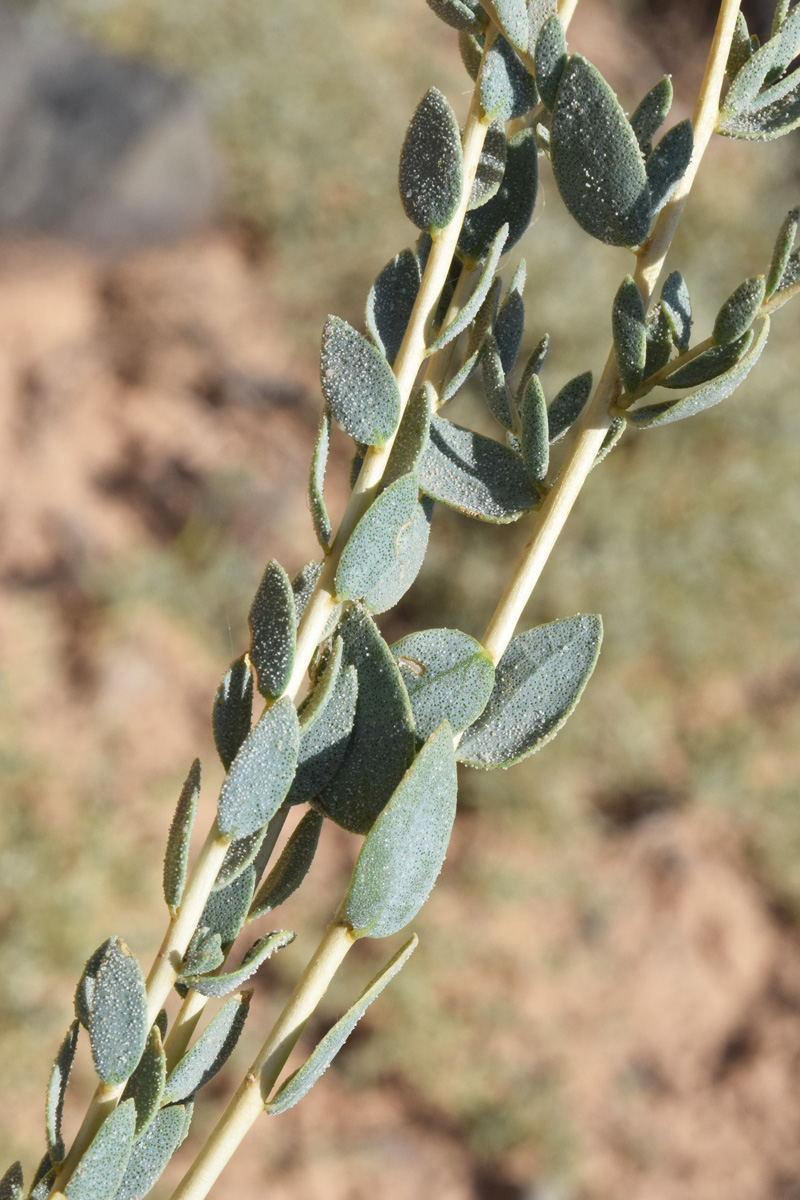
[426,0,485,35]
[481,33,536,122]
[180,931,295,998]
[627,318,769,428]
[723,71,800,139]
[420,414,537,522]
[28,1155,53,1200]
[481,335,514,430]
[75,939,112,1029]
[309,409,332,549]
[298,637,343,730]
[289,664,357,806]
[528,0,557,42]
[766,206,800,297]
[519,372,549,482]
[249,561,296,701]
[46,1019,79,1163]
[363,499,432,615]
[83,939,148,1088]
[292,561,322,625]
[366,249,420,366]
[180,927,224,976]
[335,473,420,603]
[534,14,567,111]
[661,270,692,349]
[121,1027,165,1138]
[459,130,538,264]
[249,810,324,919]
[113,1104,189,1200]
[720,8,800,116]
[345,722,458,938]
[0,1164,22,1200]
[442,279,501,404]
[593,416,626,468]
[458,615,603,767]
[517,332,550,400]
[646,120,693,216]
[162,993,251,1105]
[319,604,415,834]
[399,88,464,232]
[216,698,299,840]
[429,224,508,354]
[193,866,256,950]
[212,660,252,774]
[612,276,647,393]
[490,0,529,51]
[64,1100,136,1200]
[712,275,766,344]
[630,75,673,157]
[266,936,417,1116]
[494,261,525,373]
[726,12,754,83]
[551,55,651,247]
[661,330,754,389]
[162,759,201,913]
[383,385,432,487]
[643,303,674,378]
[213,826,265,893]
[154,1010,168,1040]
[459,29,484,81]
[391,628,495,741]
[320,316,401,449]
[779,250,800,291]
[548,371,592,442]
[470,123,507,212]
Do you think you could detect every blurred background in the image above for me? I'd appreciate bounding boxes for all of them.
[1,1,799,1197]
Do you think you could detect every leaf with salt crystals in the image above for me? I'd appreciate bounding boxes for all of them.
[481,336,514,430]
[712,275,765,344]
[726,12,754,83]
[612,276,647,394]
[289,654,358,806]
[548,371,592,442]
[319,605,415,834]
[335,474,420,603]
[249,810,324,919]
[627,318,770,428]
[516,332,550,400]
[193,866,256,951]
[470,123,507,210]
[491,0,529,52]
[399,88,464,232]
[459,29,484,81]
[180,927,223,977]
[366,249,420,366]
[494,261,525,372]
[0,1164,22,1200]
[766,207,800,297]
[481,33,536,122]
[79,939,148,1088]
[309,409,332,548]
[520,372,549,482]
[213,660,252,773]
[661,270,692,349]
[420,414,536,522]
[630,75,673,157]
[213,826,265,893]
[646,119,693,216]
[266,936,417,1115]
[593,416,626,468]
[528,0,557,44]
[249,561,296,701]
[426,0,485,36]
[391,628,495,741]
[459,130,538,264]
[661,330,753,389]
[292,561,322,625]
[64,1100,136,1200]
[442,279,500,404]
[28,1156,53,1200]
[551,55,651,247]
[383,384,432,487]
[46,1019,79,1163]
[162,993,251,1105]
[429,224,508,354]
[643,303,674,378]
[535,14,567,111]
[216,698,299,840]
[722,74,800,140]
[162,759,200,913]
[121,1028,165,1138]
[320,316,401,448]
[363,499,432,615]
[181,931,295,998]
[719,8,800,118]
[458,615,603,767]
[114,1104,189,1200]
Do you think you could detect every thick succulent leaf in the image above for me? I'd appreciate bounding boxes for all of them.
[290,667,358,807]
[113,1105,189,1200]
[643,303,674,378]
[547,371,592,442]
[162,760,201,913]
[519,372,549,482]
[345,723,458,938]
[383,385,432,487]
[551,55,651,247]
[300,637,344,729]
[420,414,537,522]
[529,0,557,44]
[778,250,800,291]
[429,224,508,354]
[721,75,800,139]
[335,474,420,603]
[494,261,525,372]
[216,698,299,840]
[627,318,770,428]
[399,88,464,232]
[441,280,500,404]
[213,827,266,893]
[46,1020,80,1163]
[391,628,495,741]
[766,206,800,297]
[612,275,647,393]
[193,866,256,951]
[726,12,754,83]
[64,1101,136,1200]
[249,810,324,919]
[630,75,673,156]
[720,8,800,116]
[249,561,296,701]
[309,410,332,549]
[320,316,401,448]
[366,249,420,366]
[458,615,603,767]
[593,415,626,468]
[180,927,224,976]
[481,336,514,429]
[491,0,529,51]
[517,332,550,400]
[28,1156,54,1200]
[266,936,417,1115]
[121,1028,165,1138]
[212,659,252,773]
[292,561,322,625]
[534,14,567,111]
[661,331,754,389]
[645,119,693,215]
[319,605,415,834]
[459,29,484,80]
[362,499,432,615]
[712,275,765,344]
[481,33,536,122]
[459,130,538,263]
[0,1164,22,1200]
[162,993,251,1105]
[180,931,295,998]
[81,939,148,1088]
[426,0,485,36]
[470,123,507,210]
[661,270,692,349]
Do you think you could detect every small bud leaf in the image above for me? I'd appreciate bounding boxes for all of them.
[645,120,693,216]
[470,123,507,210]
[192,866,256,951]
[309,410,332,549]
[548,371,593,442]
[429,224,509,354]
[480,335,514,430]
[212,659,253,772]
[630,76,673,157]
[291,561,323,625]
[384,385,433,487]
[612,276,647,393]
[766,206,800,298]
[519,373,550,482]
[366,250,420,367]
[660,271,693,350]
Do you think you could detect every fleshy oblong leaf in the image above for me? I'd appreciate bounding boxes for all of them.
[535,14,567,111]
[726,11,755,83]
[458,615,603,767]
[249,810,324,920]
[428,224,508,354]
[309,410,332,549]
[630,75,673,157]
[426,0,485,36]
[383,384,432,487]
[643,303,674,378]
[292,561,322,625]
[320,316,401,448]
[114,1104,189,1200]
[83,939,148,1087]
[661,270,692,350]
[121,1027,166,1137]
[64,1100,136,1200]
[491,0,529,52]
[494,261,526,372]
[442,279,500,404]
[459,29,484,81]
[718,70,800,140]
[335,474,420,603]
[162,993,251,1105]
[481,33,536,122]
[419,414,537,522]
[548,371,593,442]
[0,1164,23,1200]
[366,249,420,366]
[712,275,766,344]
[519,372,549,482]
[459,130,538,264]
[517,332,550,400]
[645,119,693,216]
[266,936,418,1115]
[481,335,514,430]
[180,927,223,977]
[719,8,800,118]
[362,500,432,615]
[46,1020,80,1163]
[289,665,358,806]
[28,1156,54,1200]
[163,759,200,913]
[470,123,507,210]
[191,866,256,951]
[392,628,495,741]
[249,561,296,701]
[612,276,647,393]
[661,330,753,389]
[345,722,458,938]
[212,658,253,773]
[217,697,300,840]
[399,87,464,232]
[180,931,295,998]
[766,206,800,298]
[213,826,265,893]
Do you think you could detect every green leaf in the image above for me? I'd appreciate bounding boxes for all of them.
[458,615,603,767]
[720,8,800,116]
[363,499,432,615]
[320,316,401,448]
[114,1105,189,1200]
[162,759,201,913]
[292,561,322,625]
[64,1101,136,1200]
[384,385,433,487]
[249,561,296,701]
[192,866,256,951]
[217,698,299,840]
[516,332,550,400]
[80,939,148,1088]
[319,605,415,834]
[548,371,592,442]
[627,318,770,428]
[213,826,266,892]
[426,0,485,36]
[162,993,251,1105]
[778,250,800,292]
[643,303,674,378]
[420,414,537,522]
[481,33,536,122]
[766,206,800,298]
[29,1156,54,1200]
[459,29,484,81]
[335,473,421,603]
[121,1028,166,1138]
[46,1019,79,1163]
[551,55,651,247]
[0,1164,22,1200]
[180,927,224,977]
[726,12,754,83]
[470,123,507,210]
[593,415,626,468]
[661,331,754,389]
[481,335,514,430]
[309,410,332,549]
[459,129,538,263]
[534,14,567,111]
[492,0,529,52]
[630,75,673,156]
[429,224,508,353]
[645,120,693,215]
[289,664,358,806]
[519,372,549,482]
[612,276,647,393]
[660,270,692,349]
[494,261,526,372]
[212,660,252,774]
[180,931,295,998]
[441,279,500,404]
[266,936,418,1115]
[345,723,458,937]
[712,275,766,344]
[249,810,324,919]
[399,87,464,232]
[391,628,495,741]
[366,249,420,366]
